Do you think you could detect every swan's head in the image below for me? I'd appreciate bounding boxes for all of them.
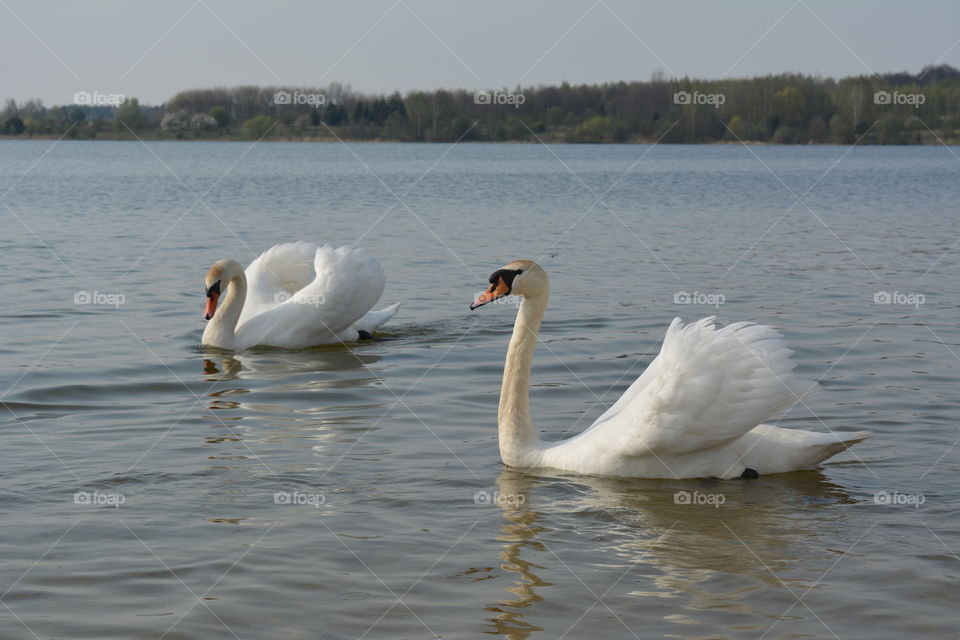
[204,259,242,320]
[470,260,548,310]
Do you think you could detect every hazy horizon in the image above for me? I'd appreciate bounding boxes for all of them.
[3,0,959,106]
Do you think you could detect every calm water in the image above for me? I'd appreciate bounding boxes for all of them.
[1,141,958,639]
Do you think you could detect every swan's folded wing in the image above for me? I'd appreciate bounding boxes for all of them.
[585,317,816,457]
[235,246,385,347]
[240,242,321,324]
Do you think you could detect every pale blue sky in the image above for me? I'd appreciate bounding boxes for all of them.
[3,0,959,106]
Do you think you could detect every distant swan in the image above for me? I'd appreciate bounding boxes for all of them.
[470,260,870,479]
[202,242,400,350]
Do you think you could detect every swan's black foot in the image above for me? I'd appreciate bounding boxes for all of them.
[357,330,375,341]
[741,468,759,479]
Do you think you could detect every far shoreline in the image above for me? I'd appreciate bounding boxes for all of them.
[0,135,953,146]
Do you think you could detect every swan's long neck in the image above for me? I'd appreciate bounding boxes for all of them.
[202,272,246,349]
[498,293,549,466]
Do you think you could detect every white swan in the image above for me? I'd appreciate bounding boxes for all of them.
[470,260,871,479]
[202,242,400,350]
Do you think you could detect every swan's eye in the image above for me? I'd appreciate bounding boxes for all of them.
[515,269,523,275]
[206,281,221,298]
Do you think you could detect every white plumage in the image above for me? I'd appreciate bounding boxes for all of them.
[202,242,400,350]
[473,260,871,479]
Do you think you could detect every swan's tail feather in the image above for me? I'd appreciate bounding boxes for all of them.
[355,301,401,332]
[804,430,873,467]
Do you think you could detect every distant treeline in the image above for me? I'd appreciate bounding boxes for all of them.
[3,65,960,144]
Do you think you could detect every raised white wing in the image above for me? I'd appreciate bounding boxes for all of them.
[239,242,322,326]
[235,245,385,348]
[572,317,815,457]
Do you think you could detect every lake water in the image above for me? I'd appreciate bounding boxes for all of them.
[1,140,958,639]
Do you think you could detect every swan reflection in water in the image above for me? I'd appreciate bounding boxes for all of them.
[486,469,858,639]
[199,347,386,450]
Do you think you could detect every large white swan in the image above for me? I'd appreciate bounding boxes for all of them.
[470,260,871,479]
[202,242,400,350]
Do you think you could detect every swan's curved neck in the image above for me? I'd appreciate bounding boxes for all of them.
[202,272,247,349]
[499,293,549,466]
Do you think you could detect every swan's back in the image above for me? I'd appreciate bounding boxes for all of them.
[240,242,322,325]
[546,317,824,475]
[235,244,385,347]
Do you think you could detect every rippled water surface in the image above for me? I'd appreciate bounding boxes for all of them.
[1,141,959,639]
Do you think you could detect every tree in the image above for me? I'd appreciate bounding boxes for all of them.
[3,117,25,135]
[323,104,347,126]
[240,115,274,139]
[114,98,144,131]
[208,106,229,127]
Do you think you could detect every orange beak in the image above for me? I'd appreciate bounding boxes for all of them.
[470,277,510,310]
[204,292,219,320]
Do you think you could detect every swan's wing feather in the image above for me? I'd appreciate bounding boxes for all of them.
[355,301,402,332]
[240,242,321,324]
[236,245,385,347]
[296,245,385,331]
[584,317,815,457]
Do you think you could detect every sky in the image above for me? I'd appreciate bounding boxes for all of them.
[2,0,959,106]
